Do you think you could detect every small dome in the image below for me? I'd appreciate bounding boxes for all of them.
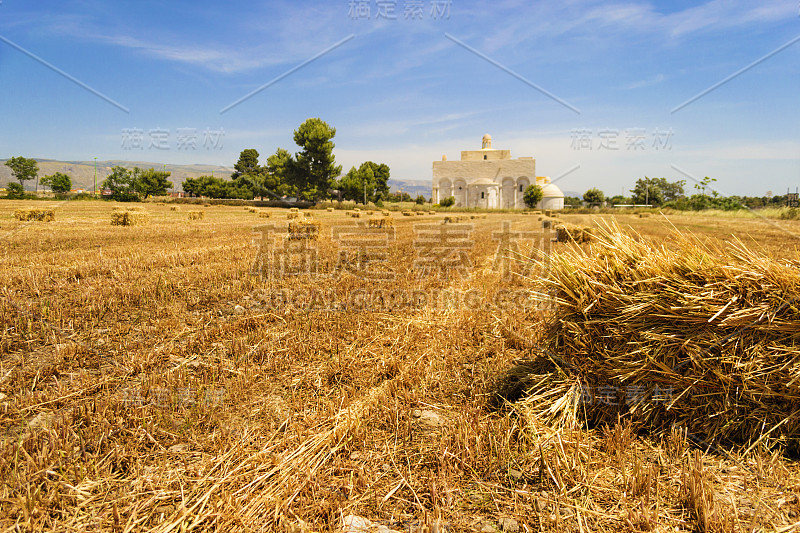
[482,133,492,141]
[442,154,447,161]
[541,183,564,198]
[481,134,493,149]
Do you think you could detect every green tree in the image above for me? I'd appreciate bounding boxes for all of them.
[438,196,455,207]
[6,182,24,199]
[694,176,717,197]
[41,172,72,194]
[523,184,543,208]
[289,118,341,201]
[631,177,664,206]
[232,149,261,179]
[583,188,605,205]
[266,148,294,197]
[133,168,172,198]
[231,148,269,199]
[415,195,426,205]
[659,178,685,202]
[102,166,139,201]
[5,156,38,188]
[608,195,630,206]
[337,161,391,204]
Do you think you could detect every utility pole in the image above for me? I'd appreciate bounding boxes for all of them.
[94,157,97,197]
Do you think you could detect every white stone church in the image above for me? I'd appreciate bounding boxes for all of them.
[432,134,564,210]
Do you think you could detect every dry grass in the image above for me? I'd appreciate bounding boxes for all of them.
[0,202,798,532]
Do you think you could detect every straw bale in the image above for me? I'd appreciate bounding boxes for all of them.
[187,210,205,220]
[287,212,301,220]
[555,223,592,243]
[14,208,55,222]
[288,219,321,240]
[402,211,414,216]
[382,210,391,216]
[258,211,271,218]
[368,217,393,228]
[111,210,150,226]
[327,207,334,212]
[502,224,800,452]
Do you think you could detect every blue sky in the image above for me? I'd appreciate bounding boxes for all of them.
[0,0,798,196]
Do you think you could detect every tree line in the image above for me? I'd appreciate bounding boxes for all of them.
[181,118,398,205]
[569,177,794,211]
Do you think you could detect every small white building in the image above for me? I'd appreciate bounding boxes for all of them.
[432,134,564,209]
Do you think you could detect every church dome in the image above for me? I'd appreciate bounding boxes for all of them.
[541,183,564,198]
[481,133,492,149]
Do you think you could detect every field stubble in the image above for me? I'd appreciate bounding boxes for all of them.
[0,201,799,532]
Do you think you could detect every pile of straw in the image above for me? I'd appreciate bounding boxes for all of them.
[111,208,150,226]
[443,215,466,223]
[381,210,391,216]
[258,211,271,218]
[169,206,179,211]
[287,212,301,219]
[246,207,258,213]
[187,210,204,220]
[555,223,593,243]
[288,219,321,240]
[503,225,800,453]
[402,211,414,217]
[326,207,334,212]
[14,208,55,222]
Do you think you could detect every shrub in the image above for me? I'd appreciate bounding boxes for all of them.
[438,196,455,208]
[6,183,24,199]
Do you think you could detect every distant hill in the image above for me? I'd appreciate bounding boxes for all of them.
[388,179,431,199]
[0,159,234,191]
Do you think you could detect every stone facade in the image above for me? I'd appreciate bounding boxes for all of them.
[432,134,563,209]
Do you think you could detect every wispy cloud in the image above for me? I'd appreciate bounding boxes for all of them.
[626,73,666,90]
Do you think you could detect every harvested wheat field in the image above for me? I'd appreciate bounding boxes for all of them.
[1,201,800,532]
